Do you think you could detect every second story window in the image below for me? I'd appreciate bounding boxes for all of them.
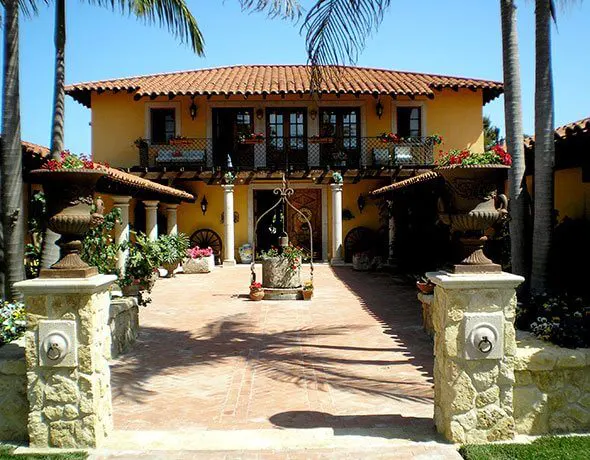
[267,108,306,150]
[319,108,360,149]
[150,108,176,144]
[397,107,422,138]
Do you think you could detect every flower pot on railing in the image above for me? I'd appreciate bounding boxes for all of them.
[262,256,302,288]
[30,169,107,278]
[436,164,509,273]
[169,138,193,146]
[309,137,334,144]
[240,138,265,145]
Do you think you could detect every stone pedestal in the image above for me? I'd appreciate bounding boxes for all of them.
[427,271,524,444]
[15,275,116,448]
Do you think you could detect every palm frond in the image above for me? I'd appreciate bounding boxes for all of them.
[84,0,205,55]
[0,0,46,19]
[239,0,302,19]
[301,0,391,89]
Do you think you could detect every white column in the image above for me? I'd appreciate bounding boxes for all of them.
[330,183,344,265]
[113,196,131,275]
[222,185,236,266]
[143,200,159,241]
[388,200,396,266]
[164,203,179,235]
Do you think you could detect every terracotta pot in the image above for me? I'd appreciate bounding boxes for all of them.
[121,283,140,297]
[416,281,434,295]
[249,289,265,301]
[436,165,509,272]
[302,290,313,300]
[162,261,180,278]
[29,169,107,277]
[262,256,302,288]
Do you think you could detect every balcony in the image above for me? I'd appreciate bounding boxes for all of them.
[138,136,435,170]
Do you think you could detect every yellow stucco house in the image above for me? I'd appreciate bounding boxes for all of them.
[66,64,502,264]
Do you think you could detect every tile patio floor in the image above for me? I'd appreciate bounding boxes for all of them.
[106,265,453,458]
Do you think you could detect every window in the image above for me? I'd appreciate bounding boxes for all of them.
[319,108,360,148]
[150,108,176,144]
[397,107,422,138]
[266,108,306,150]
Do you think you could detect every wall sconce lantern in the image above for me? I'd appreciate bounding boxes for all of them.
[310,109,318,120]
[200,195,208,215]
[189,97,198,120]
[256,108,264,120]
[376,100,384,119]
[357,194,366,214]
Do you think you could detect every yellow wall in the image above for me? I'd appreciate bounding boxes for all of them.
[90,89,485,167]
[89,86,487,259]
[527,167,590,222]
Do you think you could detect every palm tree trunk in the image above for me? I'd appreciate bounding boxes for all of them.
[41,0,67,269]
[500,0,529,284]
[1,0,25,300]
[531,0,555,293]
[50,0,66,159]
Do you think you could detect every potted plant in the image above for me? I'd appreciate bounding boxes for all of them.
[309,135,334,144]
[29,151,108,277]
[302,280,313,300]
[249,282,264,301]
[435,145,511,272]
[260,244,306,289]
[379,132,402,144]
[416,276,435,295]
[119,232,162,305]
[158,233,190,278]
[239,132,265,144]
[183,246,214,274]
[169,136,192,146]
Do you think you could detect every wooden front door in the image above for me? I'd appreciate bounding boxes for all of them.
[286,189,322,260]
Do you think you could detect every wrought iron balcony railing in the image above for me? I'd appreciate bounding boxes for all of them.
[138,136,435,169]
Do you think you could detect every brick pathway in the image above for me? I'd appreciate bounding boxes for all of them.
[109,265,440,453]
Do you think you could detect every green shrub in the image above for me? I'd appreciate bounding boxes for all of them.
[81,206,122,276]
[0,300,26,347]
[518,293,590,349]
[157,233,189,266]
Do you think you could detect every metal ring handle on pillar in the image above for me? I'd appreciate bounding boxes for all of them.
[477,336,493,354]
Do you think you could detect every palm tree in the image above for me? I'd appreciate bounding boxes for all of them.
[500,0,528,283]
[530,0,556,292]
[41,0,301,268]
[1,0,40,300]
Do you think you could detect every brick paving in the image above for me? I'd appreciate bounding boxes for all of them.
[107,265,451,457]
[111,265,434,430]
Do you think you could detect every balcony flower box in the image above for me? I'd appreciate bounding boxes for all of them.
[169,138,193,146]
[240,138,265,145]
[309,137,334,144]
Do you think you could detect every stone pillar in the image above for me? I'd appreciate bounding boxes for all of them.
[143,200,159,241]
[388,207,395,265]
[330,183,344,265]
[164,204,179,235]
[14,275,117,448]
[427,271,524,444]
[221,185,236,266]
[113,196,131,276]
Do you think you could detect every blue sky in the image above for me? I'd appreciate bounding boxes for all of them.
[9,0,590,154]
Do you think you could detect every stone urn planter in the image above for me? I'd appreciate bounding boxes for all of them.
[183,255,215,274]
[436,165,509,273]
[262,256,302,288]
[162,262,179,278]
[29,169,107,278]
[352,252,371,271]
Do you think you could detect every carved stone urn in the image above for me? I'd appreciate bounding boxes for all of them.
[30,169,107,278]
[436,165,509,273]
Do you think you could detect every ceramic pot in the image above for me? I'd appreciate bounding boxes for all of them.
[302,290,313,300]
[249,289,265,301]
[416,281,434,295]
[29,169,106,277]
[162,261,179,278]
[436,165,509,272]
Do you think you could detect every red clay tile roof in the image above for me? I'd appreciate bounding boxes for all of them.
[66,65,503,107]
[525,116,590,149]
[21,140,50,157]
[370,171,441,196]
[101,168,194,202]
